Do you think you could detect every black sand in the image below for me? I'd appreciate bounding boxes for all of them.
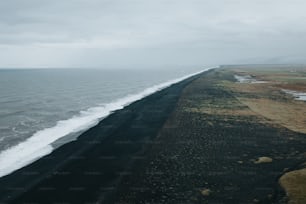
[1,69,306,204]
[113,70,306,203]
[0,72,202,204]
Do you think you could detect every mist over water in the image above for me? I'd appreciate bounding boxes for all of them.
[0,67,211,177]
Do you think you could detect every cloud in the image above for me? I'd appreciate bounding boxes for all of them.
[0,0,306,68]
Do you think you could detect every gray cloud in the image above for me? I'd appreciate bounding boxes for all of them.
[0,0,306,68]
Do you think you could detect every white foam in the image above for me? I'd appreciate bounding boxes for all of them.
[0,67,214,178]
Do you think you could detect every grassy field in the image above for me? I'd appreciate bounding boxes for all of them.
[221,66,306,134]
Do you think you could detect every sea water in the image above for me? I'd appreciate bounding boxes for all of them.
[0,67,213,177]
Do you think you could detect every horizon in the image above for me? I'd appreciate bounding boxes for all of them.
[0,63,305,70]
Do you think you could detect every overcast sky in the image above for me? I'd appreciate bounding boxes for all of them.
[0,0,306,68]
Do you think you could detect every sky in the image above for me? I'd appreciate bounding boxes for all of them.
[0,0,306,68]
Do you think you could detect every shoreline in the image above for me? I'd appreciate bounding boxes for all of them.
[0,69,210,203]
[1,66,305,203]
[0,68,213,179]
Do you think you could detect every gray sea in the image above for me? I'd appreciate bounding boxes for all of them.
[0,67,210,177]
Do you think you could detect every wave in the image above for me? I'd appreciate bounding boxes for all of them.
[0,67,214,178]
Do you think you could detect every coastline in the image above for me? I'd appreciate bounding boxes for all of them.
[1,66,305,203]
[0,69,211,203]
[0,68,212,179]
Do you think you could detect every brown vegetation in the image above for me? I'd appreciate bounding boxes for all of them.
[222,68,306,134]
[279,168,306,204]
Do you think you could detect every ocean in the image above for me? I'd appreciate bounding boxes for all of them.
[0,67,211,177]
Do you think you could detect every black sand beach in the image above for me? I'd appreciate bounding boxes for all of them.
[0,71,204,204]
[1,68,306,204]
